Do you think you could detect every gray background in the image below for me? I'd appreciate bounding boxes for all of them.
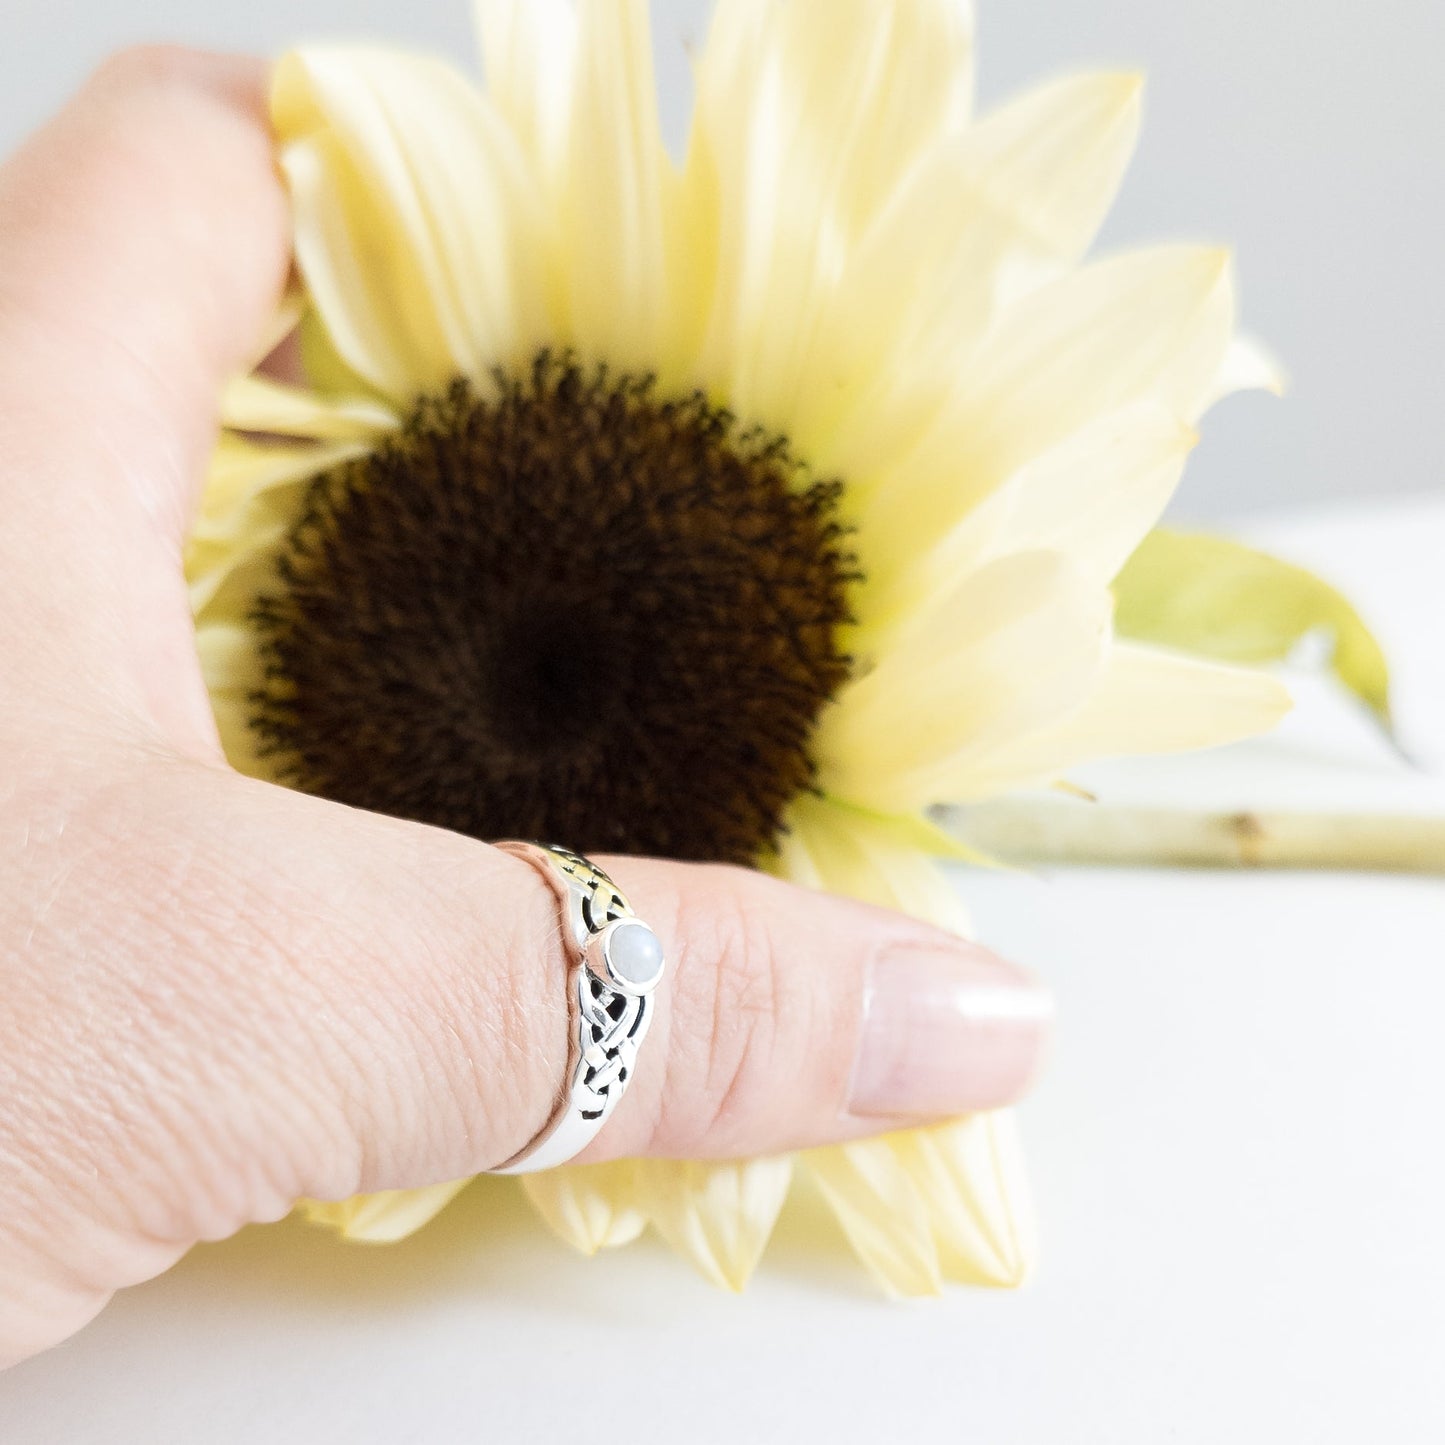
[4,0,1440,521]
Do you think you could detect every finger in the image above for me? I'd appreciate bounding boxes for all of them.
[0,47,287,542]
[0,48,288,741]
[80,761,1050,1231]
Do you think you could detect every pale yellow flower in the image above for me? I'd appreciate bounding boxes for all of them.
[191,0,1289,1294]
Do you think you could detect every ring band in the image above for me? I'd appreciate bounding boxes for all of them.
[490,842,666,1174]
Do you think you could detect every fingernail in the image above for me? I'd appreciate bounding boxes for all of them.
[847,941,1053,1120]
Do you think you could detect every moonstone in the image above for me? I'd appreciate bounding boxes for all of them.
[607,921,664,988]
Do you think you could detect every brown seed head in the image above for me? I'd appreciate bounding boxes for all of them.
[249,354,857,864]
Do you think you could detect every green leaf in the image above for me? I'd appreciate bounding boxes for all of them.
[1113,527,1392,727]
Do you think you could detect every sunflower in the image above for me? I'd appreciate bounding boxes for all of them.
[190,0,1290,1295]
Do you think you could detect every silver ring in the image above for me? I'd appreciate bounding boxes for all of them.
[489,842,666,1174]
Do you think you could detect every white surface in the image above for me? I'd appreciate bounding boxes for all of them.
[1,506,1443,1440]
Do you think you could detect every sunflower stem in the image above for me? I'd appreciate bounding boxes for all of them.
[941,801,1445,875]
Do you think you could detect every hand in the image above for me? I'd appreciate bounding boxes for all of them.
[0,49,1050,1366]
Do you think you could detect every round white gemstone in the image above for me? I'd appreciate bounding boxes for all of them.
[606,921,664,988]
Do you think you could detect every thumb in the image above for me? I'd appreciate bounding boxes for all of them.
[148,761,1050,1215]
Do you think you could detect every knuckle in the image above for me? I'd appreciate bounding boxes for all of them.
[92,44,214,94]
[314,842,573,1176]
[89,43,222,96]
[84,47,265,146]
[656,867,786,1153]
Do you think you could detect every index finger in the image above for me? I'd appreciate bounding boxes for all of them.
[0,47,289,547]
[0,48,290,741]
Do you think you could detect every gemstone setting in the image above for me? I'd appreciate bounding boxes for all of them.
[593,918,666,996]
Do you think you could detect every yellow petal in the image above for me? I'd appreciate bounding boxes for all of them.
[960,72,1143,292]
[690,0,975,429]
[977,243,1237,428]
[978,402,1199,588]
[632,1157,793,1292]
[858,245,1235,611]
[774,793,978,936]
[1114,527,1386,724]
[765,810,826,893]
[301,1179,471,1242]
[192,619,269,776]
[813,0,977,232]
[187,435,366,617]
[808,72,1143,481]
[189,435,369,778]
[555,0,676,372]
[821,551,1111,812]
[254,281,307,366]
[892,1114,1037,1286]
[475,0,578,186]
[782,788,1035,1296]
[699,0,976,228]
[220,373,398,441]
[947,639,1292,799]
[521,1162,646,1255]
[1207,332,1287,406]
[803,1137,943,1297]
[274,46,545,400]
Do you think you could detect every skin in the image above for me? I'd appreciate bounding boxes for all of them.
[0,49,1050,1367]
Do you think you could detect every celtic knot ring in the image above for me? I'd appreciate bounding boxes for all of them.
[489,842,666,1174]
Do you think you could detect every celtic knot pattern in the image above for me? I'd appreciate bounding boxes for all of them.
[576,975,647,1121]
[546,845,651,1124]
[548,845,632,933]
[490,841,664,1173]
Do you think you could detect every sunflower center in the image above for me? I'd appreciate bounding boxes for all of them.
[249,354,857,865]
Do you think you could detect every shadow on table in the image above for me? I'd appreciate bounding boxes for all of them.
[164,1170,878,1326]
